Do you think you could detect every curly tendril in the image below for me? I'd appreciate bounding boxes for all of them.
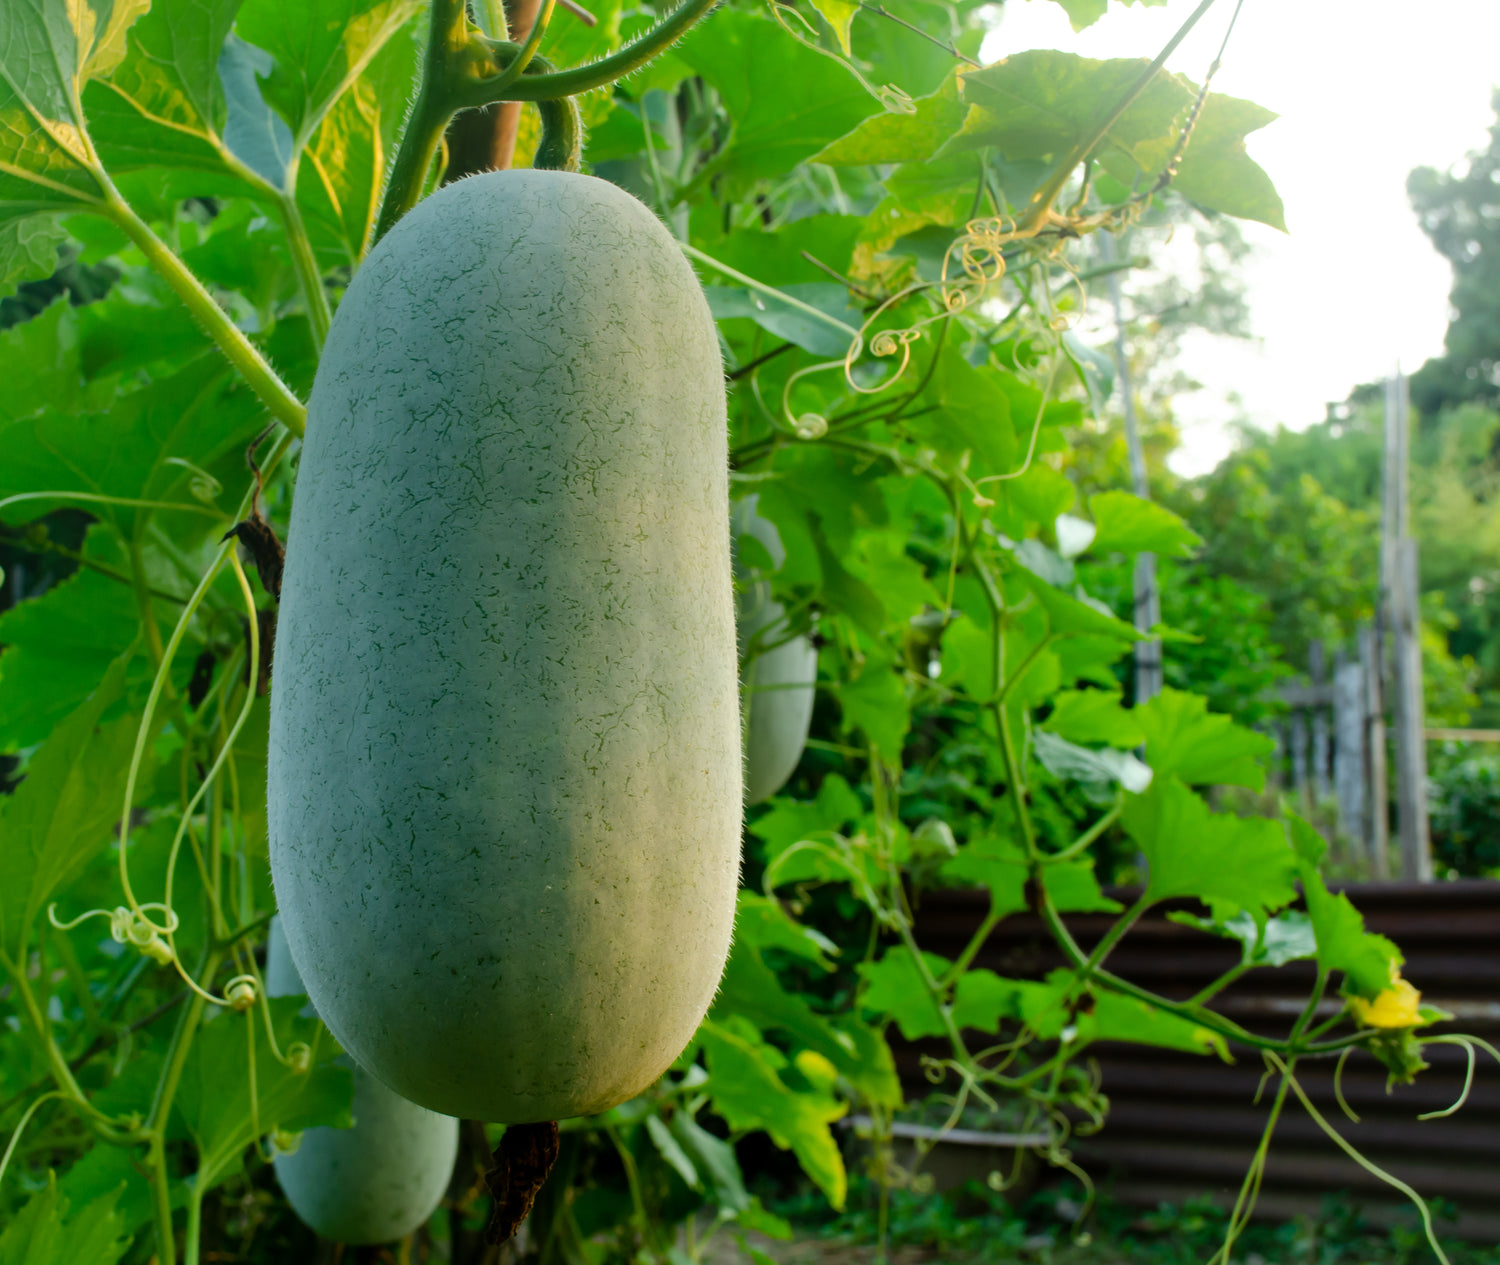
[48,902,179,966]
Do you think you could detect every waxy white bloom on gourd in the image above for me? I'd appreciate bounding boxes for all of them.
[269,171,742,1124]
[266,918,458,1244]
[734,495,817,805]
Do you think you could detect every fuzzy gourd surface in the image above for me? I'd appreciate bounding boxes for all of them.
[734,496,816,805]
[265,919,458,1244]
[269,171,741,1123]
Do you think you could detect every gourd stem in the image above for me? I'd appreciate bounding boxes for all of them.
[101,186,307,438]
[373,0,474,244]
[533,79,583,172]
[378,0,715,239]
[484,0,556,96]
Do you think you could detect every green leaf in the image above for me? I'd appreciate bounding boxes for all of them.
[700,1020,847,1209]
[714,895,901,1108]
[813,74,965,165]
[1164,88,1285,230]
[0,355,260,529]
[748,773,861,856]
[1123,776,1297,919]
[539,0,625,72]
[1136,687,1273,790]
[941,836,1120,917]
[732,893,837,968]
[0,282,211,425]
[0,214,67,301]
[808,0,858,55]
[1055,632,1132,688]
[1050,0,1108,30]
[0,1177,130,1265]
[1033,730,1151,793]
[850,533,940,629]
[994,463,1075,537]
[954,52,1190,168]
[855,152,984,263]
[293,21,418,264]
[856,949,950,1040]
[217,34,293,186]
[57,1145,153,1240]
[0,655,139,961]
[645,1113,700,1190]
[953,52,1283,229]
[0,0,145,220]
[675,9,880,195]
[837,651,910,759]
[1287,815,1401,998]
[669,1112,749,1214]
[0,297,82,422]
[1041,688,1145,748]
[910,346,1017,478]
[950,968,1020,1033]
[174,998,353,1190]
[1020,569,1141,643]
[234,0,422,148]
[1168,908,1318,968]
[82,0,266,191]
[0,554,148,753]
[705,282,860,358]
[1088,490,1201,557]
[1086,982,1225,1056]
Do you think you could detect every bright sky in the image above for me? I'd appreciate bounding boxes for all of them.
[983,0,1500,475]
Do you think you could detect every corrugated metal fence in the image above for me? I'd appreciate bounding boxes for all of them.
[901,881,1500,1239]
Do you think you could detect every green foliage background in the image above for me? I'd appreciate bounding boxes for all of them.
[0,0,1477,1262]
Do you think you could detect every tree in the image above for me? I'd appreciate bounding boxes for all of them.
[1408,88,1500,417]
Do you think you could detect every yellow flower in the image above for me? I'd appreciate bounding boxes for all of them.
[1348,975,1422,1029]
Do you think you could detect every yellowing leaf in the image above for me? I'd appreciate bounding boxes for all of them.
[809,0,858,55]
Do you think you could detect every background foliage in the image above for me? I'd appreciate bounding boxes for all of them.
[0,1,1485,1263]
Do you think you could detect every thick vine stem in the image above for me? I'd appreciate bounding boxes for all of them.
[101,188,306,439]
[373,0,476,244]
[463,0,719,104]
[377,0,718,237]
[534,80,584,172]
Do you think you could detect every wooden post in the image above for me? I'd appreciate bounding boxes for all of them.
[1309,640,1330,802]
[1100,233,1161,705]
[1333,652,1367,867]
[1381,372,1432,880]
[1392,538,1433,879]
[1359,624,1390,879]
[1289,711,1309,806]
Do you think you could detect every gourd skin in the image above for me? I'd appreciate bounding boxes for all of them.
[735,497,817,805]
[265,919,459,1245]
[269,171,741,1124]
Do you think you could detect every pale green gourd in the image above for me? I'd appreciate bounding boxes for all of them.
[734,495,817,804]
[265,918,459,1244]
[269,171,741,1124]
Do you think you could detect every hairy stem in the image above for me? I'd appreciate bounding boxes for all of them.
[280,190,333,350]
[373,0,473,244]
[468,0,719,103]
[102,190,306,438]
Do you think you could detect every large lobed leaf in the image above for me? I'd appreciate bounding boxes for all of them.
[0,655,138,963]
